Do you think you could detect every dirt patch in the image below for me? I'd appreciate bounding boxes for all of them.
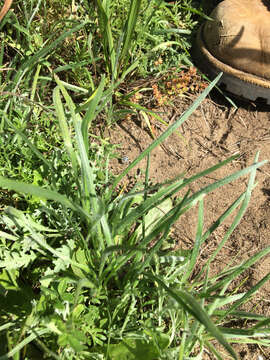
[105,89,270,359]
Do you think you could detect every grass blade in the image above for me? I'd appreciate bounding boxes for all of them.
[110,73,223,194]
[13,21,88,85]
[193,191,247,282]
[0,178,89,220]
[115,179,185,235]
[81,76,106,150]
[53,85,79,181]
[0,329,50,360]
[195,153,262,280]
[183,161,267,209]
[119,0,142,71]
[221,272,270,321]
[54,77,112,247]
[182,197,204,284]
[146,274,238,360]
[205,246,270,296]
[96,0,116,77]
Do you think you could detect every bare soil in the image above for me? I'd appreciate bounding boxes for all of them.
[105,87,270,359]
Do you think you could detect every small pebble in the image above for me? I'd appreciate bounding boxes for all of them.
[121,155,129,164]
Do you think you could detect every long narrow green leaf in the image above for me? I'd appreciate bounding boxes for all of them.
[30,64,41,101]
[119,0,142,70]
[183,161,267,211]
[221,272,270,321]
[178,153,239,192]
[102,192,191,284]
[142,154,151,238]
[182,5,213,21]
[134,199,186,277]
[219,327,270,338]
[96,0,116,76]
[183,198,206,354]
[0,329,50,360]
[0,322,14,332]
[195,151,266,349]
[146,274,238,360]
[110,73,223,194]
[54,77,94,209]
[206,293,245,308]
[195,153,261,281]
[178,315,187,360]
[53,85,78,181]
[205,246,270,295]
[116,153,236,230]
[55,78,112,247]
[115,179,185,235]
[225,338,270,346]
[194,191,247,282]
[201,191,246,245]
[252,318,270,330]
[81,76,106,150]
[54,77,96,219]
[0,177,89,220]
[116,158,266,238]
[213,310,269,321]
[13,21,88,85]
[182,197,204,283]
[204,340,224,360]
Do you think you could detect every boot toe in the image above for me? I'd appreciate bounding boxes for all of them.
[195,0,270,102]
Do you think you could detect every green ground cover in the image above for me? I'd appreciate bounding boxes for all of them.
[0,1,269,359]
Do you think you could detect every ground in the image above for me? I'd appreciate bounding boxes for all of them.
[105,86,270,359]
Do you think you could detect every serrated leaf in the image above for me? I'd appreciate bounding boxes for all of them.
[0,250,36,270]
[52,240,76,273]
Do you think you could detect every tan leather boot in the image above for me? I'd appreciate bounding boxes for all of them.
[195,0,270,103]
[0,0,13,22]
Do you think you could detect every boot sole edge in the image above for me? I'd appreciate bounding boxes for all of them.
[194,25,270,104]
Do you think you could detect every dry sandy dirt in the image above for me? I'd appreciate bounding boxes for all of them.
[104,85,270,359]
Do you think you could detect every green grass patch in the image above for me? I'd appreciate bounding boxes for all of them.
[0,75,269,359]
[0,1,269,359]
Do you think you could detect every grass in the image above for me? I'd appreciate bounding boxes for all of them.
[0,1,269,359]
